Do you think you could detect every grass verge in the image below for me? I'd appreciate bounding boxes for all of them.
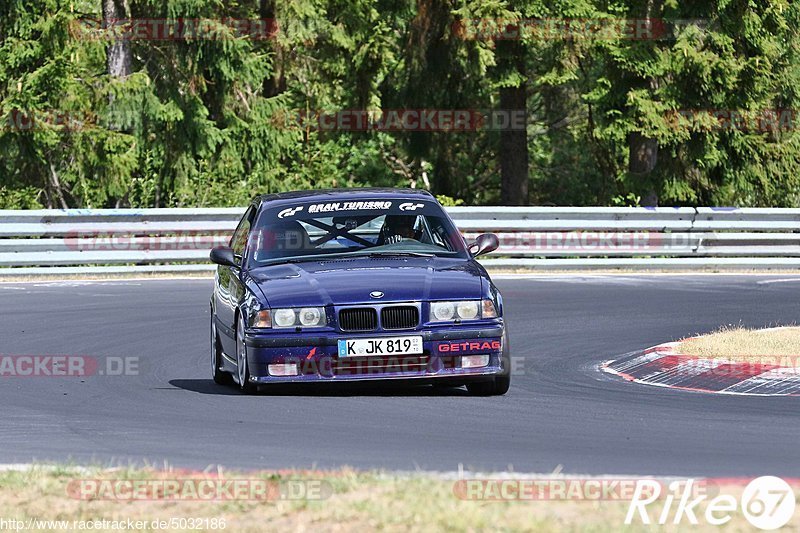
[0,466,785,532]
[678,326,800,361]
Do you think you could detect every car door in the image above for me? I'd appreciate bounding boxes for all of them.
[215,204,257,356]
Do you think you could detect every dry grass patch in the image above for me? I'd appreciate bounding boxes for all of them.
[678,326,800,362]
[0,466,789,532]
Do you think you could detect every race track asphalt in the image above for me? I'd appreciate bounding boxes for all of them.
[1,274,799,476]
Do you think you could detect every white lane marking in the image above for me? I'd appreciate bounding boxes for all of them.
[493,273,800,280]
[0,276,212,286]
[646,359,725,385]
[756,278,800,285]
[722,368,800,395]
[492,275,658,285]
[32,281,144,288]
[0,463,691,480]
[0,464,93,474]
[601,361,800,396]
[603,351,665,373]
[604,355,800,396]
[492,275,800,288]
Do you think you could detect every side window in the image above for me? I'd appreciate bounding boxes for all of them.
[230,206,256,258]
[428,218,454,251]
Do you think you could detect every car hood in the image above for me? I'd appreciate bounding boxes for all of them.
[247,256,485,307]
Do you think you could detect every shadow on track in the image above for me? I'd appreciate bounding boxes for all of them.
[169,379,471,397]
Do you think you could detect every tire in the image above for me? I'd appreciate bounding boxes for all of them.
[466,380,498,395]
[211,314,233,385]
[467,332,511,396]
[493,374,511,395]
[236,315,258,394]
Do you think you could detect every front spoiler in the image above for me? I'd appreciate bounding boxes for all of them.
[248,367,502,385]
[241,325,506,384]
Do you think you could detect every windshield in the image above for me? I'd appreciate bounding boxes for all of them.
[247,199,468,265]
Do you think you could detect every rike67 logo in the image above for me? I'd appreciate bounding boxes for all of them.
[626,476,796,530]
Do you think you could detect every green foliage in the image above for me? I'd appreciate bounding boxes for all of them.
[0,0,798,207]
[435,194,465,206]
[0,186,43,209]
[582,2,800,206]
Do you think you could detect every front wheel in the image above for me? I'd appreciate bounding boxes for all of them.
[466,374,511,396]
[211,314,232,385]
[236,316,258,394]
[466,380,498,395]
[493,374,511,395]
[467,333,511,396]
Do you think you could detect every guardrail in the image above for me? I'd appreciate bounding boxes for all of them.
[0,206,798,275]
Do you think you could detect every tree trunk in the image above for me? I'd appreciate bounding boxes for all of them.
[260,0,285,97]
[629,132,658,174]
[498,41,529,206]
[103,0,131,79]
[628,131,659,206]
[626,0,662,207]
[49,163,69,209]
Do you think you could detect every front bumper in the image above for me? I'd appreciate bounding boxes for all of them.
[243,325,505,384]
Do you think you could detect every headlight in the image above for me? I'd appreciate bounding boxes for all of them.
[271,307,327,329]
[431,301,456,321]
[429,300,497,322]
[299,307,322,326]
[273,309,296,328]
[456,301,479,319]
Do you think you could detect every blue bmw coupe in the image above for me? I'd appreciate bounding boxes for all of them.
[209,188,509,395]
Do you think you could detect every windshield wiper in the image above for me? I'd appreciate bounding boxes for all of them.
[364,251,435,258]
[269,253,350,265]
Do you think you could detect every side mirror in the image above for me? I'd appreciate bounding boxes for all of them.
[210,246,239,268]
[469,233,499,257]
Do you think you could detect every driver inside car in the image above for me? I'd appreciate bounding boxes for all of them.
[381,215,418,244]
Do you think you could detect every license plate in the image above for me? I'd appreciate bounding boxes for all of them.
[338,336,423,357]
